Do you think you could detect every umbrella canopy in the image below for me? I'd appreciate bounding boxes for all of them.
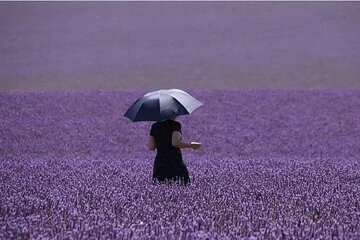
[124,89,203,122]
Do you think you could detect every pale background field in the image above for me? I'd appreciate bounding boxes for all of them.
[1,1,359,91]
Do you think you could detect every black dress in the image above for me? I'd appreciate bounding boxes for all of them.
[150,119,190,186]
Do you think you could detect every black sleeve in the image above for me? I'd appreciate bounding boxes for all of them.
[173,121,182,134]
[150,123,155,136]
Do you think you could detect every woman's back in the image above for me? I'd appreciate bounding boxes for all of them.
[150,119,182,156]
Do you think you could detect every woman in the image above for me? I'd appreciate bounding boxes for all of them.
[148,116,201,186]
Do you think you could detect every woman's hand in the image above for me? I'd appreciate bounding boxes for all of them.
[190,142,201,150]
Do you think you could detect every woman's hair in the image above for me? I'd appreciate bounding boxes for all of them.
[159,116,177,122]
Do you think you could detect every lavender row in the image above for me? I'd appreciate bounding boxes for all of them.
[1,89,360,239]
[1,89,360,159]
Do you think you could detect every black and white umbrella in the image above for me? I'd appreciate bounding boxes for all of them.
[124,89,203,122]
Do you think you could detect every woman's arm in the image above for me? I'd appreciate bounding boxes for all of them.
[172,131,191,149]
[148,136,156,151]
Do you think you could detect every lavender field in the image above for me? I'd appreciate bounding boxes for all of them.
[1,89,360,239]
[2,1,360,239]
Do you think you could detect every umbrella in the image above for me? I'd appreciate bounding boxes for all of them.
[124,89,203,122]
